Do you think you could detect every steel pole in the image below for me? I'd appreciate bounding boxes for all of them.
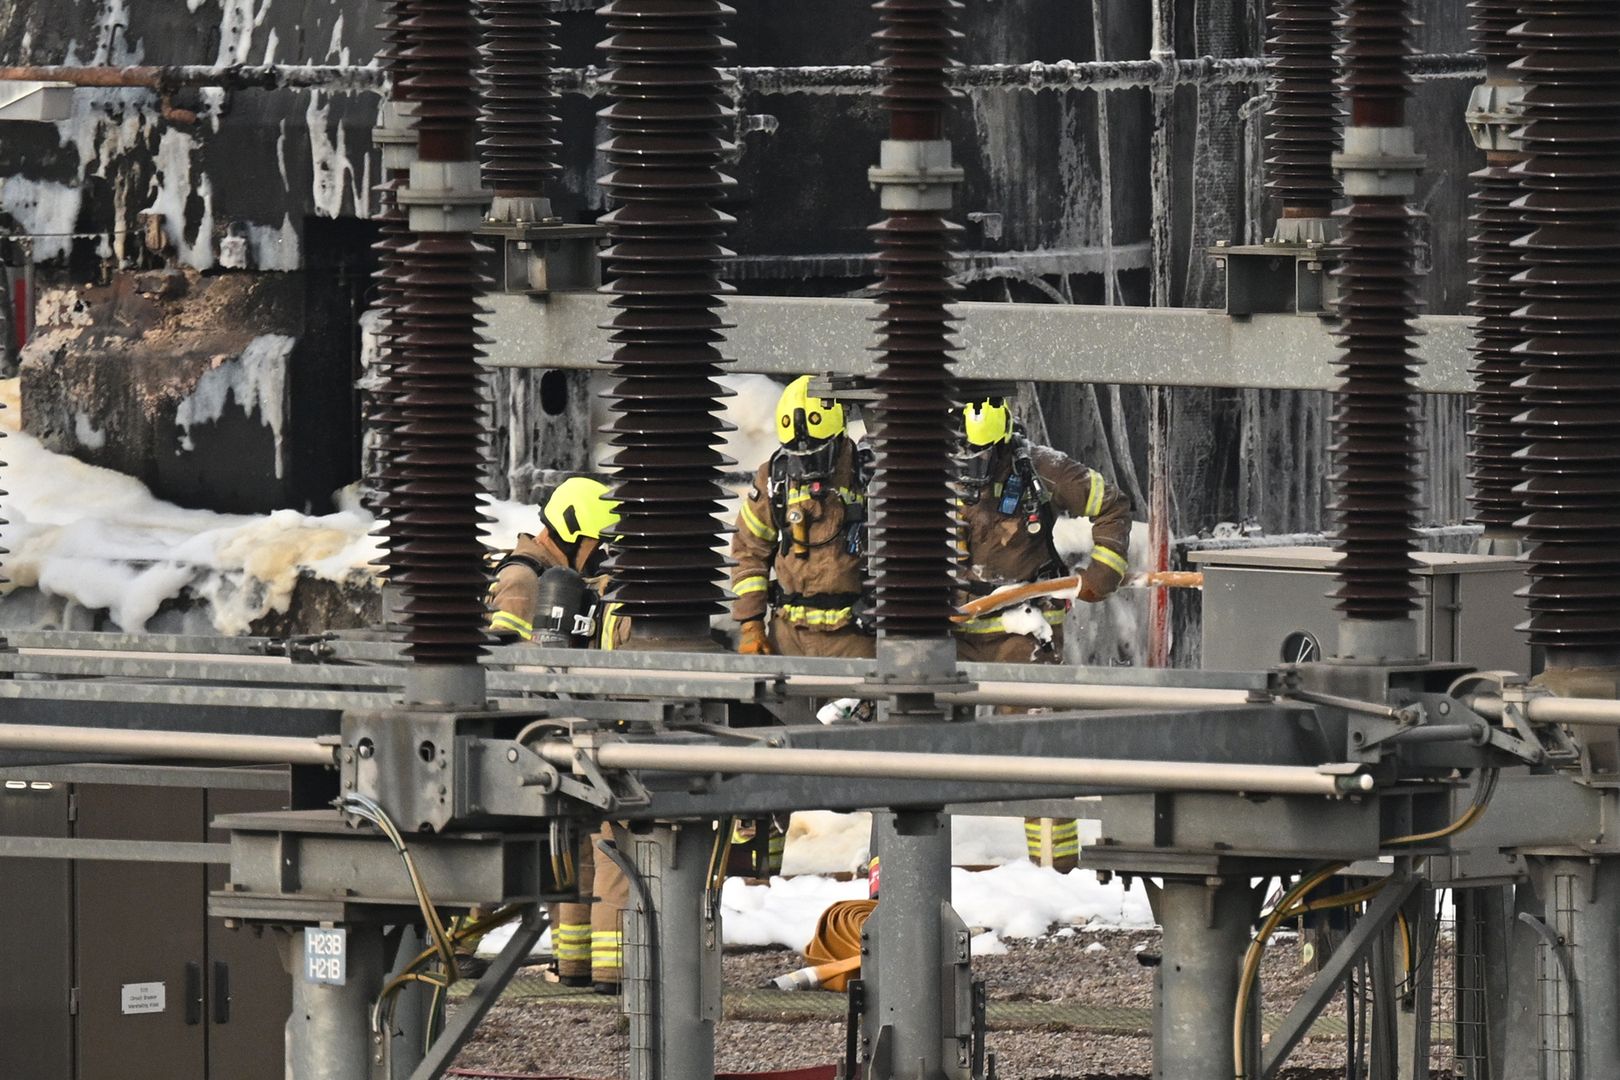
[625,823,720,1080]
[1526,856,1620,1078]
[285,926,387,1080]
[1151,877,1261,1080]
[539,740,1370,797]
[1467,693,1620,727]
[866,809,965,1080]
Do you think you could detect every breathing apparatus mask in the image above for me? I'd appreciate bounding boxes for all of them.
[956,397,1013,498]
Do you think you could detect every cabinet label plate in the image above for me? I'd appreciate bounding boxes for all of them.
[121,981,166,1015]
[305,927,347,985]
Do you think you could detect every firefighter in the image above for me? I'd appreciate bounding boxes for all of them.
[728,375,875,873]
[485,476,628,993]
[954,396,1132,872]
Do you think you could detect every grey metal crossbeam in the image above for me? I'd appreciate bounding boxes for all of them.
[482,293,1475,394]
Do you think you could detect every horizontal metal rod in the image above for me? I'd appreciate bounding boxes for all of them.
[540,741,1369,797]
[550,54,1482,98]
[0,64,384,92]
[1467,695,1620,728]
[949,683,1254,710]
[0,835,231,864]
[0,722,334,766]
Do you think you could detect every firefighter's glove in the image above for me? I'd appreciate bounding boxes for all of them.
[738,619,774,656]
[1077,563,1123,604]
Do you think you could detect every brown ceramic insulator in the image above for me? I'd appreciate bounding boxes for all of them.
[1328,198,1425,619]
[375,234,491,664]
[1265,0,1343,214]
[874,0,962,138]
[864,0,962,638]
[479,0,561,196]
[1510,0,1620,652]
[1337,0,1416,123]
[364,178,414,521]
[867,211,962,637]
[1466,163,1526,532]
[1468,0,1519,72]
[594,0,739,629]
[401,0,482,160]
[377,0,415,88]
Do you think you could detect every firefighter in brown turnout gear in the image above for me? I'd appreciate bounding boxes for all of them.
[484,477,628,993]
[955,396,1133,871]
[728,376,876,872]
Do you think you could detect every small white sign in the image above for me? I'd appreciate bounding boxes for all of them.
[121,982,166,1015]
[305,927,347,986]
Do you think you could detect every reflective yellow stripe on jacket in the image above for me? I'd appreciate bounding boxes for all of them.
[740,502,777,541]
[779,603,854,628]
[1091,545,1128,577]
[488,611,534,640]
[734,574,769,596]
[1084,471,1106,518]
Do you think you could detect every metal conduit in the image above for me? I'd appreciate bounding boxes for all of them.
[1467,695,1620,729]
[537,739,1371,797]
[0,724,334,767]
[0,54,1480,100]
[548,54,1483,97]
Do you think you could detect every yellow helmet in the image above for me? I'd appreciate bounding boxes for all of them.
[542,477,621,546]
[962,397,1012,448]
[776,375,846,451]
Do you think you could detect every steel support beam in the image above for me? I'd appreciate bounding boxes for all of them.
[622,824,720,1080]
[864,810,969,1080]
[0,835,230,863]
[285,925,389,1080]
[1152,876,1262,1080]
[481,292,1476,393]
[1524,856,1620,1078]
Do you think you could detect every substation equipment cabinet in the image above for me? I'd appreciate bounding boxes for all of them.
[1192,546,1530,672]
[0,778,290,1080]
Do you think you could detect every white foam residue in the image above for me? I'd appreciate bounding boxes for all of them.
[999,602,1054,646]
[479,494,544,553]
[174,334,295,473]
[305,92,368,218]
[275,120,290,190]
[720,860,1154,952]
[0,177,84,262]
[781,811,1042,877]
[145,130,216,270]
[1053,517,1152,578]
[72,412,106,450]
[248,214,301,271]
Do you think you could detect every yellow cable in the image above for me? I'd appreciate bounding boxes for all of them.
[1384,769,1498,847]
[1233,863,1345,1080]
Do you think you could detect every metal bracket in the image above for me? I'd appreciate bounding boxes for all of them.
[1211,240,1338,316]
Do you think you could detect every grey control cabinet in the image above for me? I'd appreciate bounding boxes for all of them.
[1192,546,1530,673]
[0,778,290,1080]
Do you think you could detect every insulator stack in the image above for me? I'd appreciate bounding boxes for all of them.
[1264,0,1343,216]
[595,0,738,635]
[1464,0,1527,535]
[866,0,963,639]
[1327,0,1424,628]
[401,0,483,161]
[1510,0,1620,656]
[478,0,561,196]
[371,0,492,667]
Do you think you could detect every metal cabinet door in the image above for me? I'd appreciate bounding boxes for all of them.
[74,785,208,1080]
[205,784,291,1080]
[0,782,75,1078]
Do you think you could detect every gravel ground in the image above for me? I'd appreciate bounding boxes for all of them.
[454,929,1459,1079]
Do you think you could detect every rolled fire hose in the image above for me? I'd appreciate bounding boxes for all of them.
[952,570,1205,622]
[772,899,876,992]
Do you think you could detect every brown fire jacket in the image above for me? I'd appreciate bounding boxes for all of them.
[730,436,867,633]
[956,441,1132,638]
[485,529,630,649]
